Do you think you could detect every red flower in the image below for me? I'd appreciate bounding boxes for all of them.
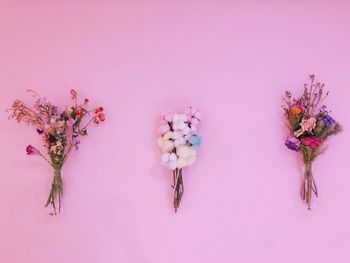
[26,145,39,155]
[98,113,105,122]
[95,107,104,114]
[300,136,322,149]
[84,98,89,104]
[70,89,77,99]
[75,108,82,115]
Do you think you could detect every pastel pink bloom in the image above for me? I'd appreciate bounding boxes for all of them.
[186,106,201,124]
[300,136,322,149]
[162,112,173,122]
[159,124,170,134]
[301,118,317,132]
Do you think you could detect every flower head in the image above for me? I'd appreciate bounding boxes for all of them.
[26,145,39,155]
[285,136,300,151]
[188,134,201,149]
[289,104,303,115]
[161,152,177,170]
[157,132,175,153]
[98,113,105,122]
[300,136,322,149]
[177,145,197,168]
[322,115,336,126]
[75,108,83,115]
[162,112,173,122]
[301,118,317,132]
[159,122,170,135]
[95,107,104,114]
[84,98,89,104]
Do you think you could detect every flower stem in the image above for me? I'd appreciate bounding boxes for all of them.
[45,169,63,215]
[173,168,184,212]
[300,162,318,210]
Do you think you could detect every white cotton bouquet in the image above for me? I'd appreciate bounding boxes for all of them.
[157,107,201,212]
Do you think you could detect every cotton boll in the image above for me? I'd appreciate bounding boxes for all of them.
[177,154,197,169]
[182,126,191,135]
[172,114,180,123]
[161,152,178,170]
[173,121,187,131]
[161,153,171,163]
[162,140,175,152]
[169,153,177,161]
[168,160,178,170]
[174,137,186,147]
[177,157,189,169]
[177,146,196,159]
[179,114,188,122]
[173,131,183,139]
[163,131,174,140]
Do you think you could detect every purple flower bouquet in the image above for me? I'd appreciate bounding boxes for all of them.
[8,90,105,215]
[282,75,342,209]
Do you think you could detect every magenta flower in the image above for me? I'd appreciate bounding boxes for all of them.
[26,145,39,155]
[300,136,322,149]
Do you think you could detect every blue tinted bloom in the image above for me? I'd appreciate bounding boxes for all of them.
[189,134,201,149]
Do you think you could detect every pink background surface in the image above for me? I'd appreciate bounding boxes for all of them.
[0,1,349,262]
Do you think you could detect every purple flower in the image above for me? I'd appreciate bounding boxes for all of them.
[26,145,39,155]
[285,136,300,152]
[322,115,336,126]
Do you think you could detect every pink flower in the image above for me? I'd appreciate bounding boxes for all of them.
[162,112,173,122]
[84,98,89,104]
[75,108,83,115]
[301,118,317,132]
[186,106,201,120]
[95,107,104,114]
[26,145,39,155]
[300,136,322,149]
[159,123,170,134]
[98,113,105,122]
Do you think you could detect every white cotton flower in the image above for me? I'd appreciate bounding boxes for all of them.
[163,131,174,140]
[181,126,191,135]
[173,121,187,131]
[157,131,175,153]
[176,146,197,169]
[173,131,186,147]
[161,153,177,170]
[173,113,188,123]
[172,113,189,132]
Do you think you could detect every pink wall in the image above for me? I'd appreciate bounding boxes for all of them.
[0,1,349,262]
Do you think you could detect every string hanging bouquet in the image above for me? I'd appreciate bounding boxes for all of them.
[282,75,342,209]
[8,89,105,215]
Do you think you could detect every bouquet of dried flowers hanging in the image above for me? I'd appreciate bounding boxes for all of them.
[157,107,201,212]
[8,89,105,215]
[282,75,342,209]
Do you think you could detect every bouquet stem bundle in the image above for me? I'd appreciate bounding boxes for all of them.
[157,107,201,212]
[46,169,63,213]
[8,89,105,215]
[172,168,183,212]
[283,75,342,209]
